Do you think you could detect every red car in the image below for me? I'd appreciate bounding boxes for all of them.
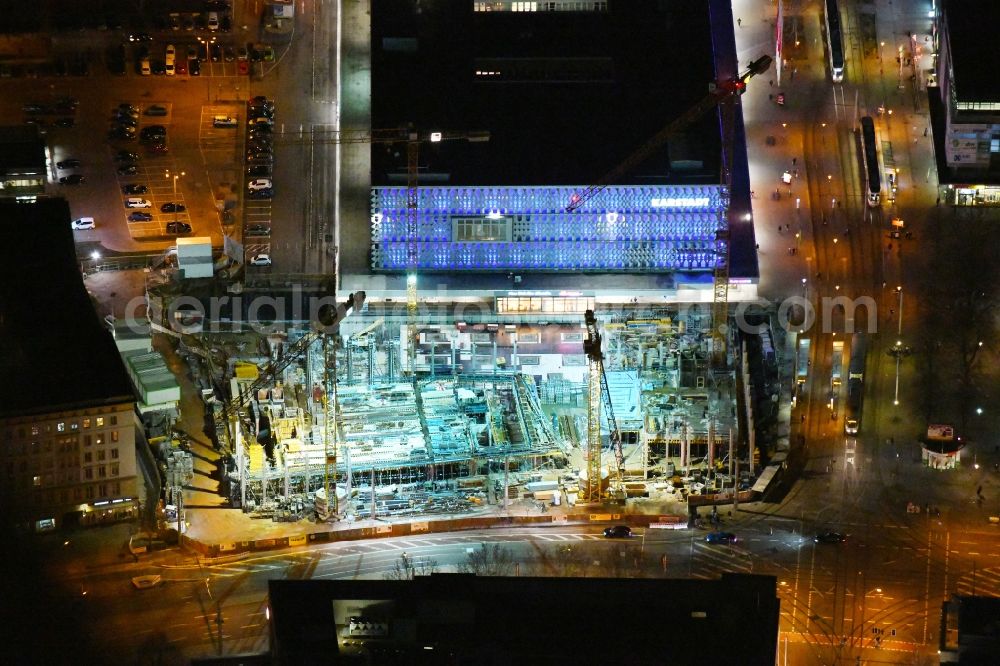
[238,59,249,75]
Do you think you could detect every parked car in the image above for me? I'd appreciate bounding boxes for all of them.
[166,221,192,234]
[56,159,81,169]
[128,212,153,222]
[207,11,220,31]
[177,59,188,75]
[71,217,95,230]
[125,197,152,208]
[117,165,139,176]
[210,43,221,62]
[248,253,272,266]
[247,164,272,177]
[247,178,272,191]
[190,59,201,76]
[140,125,167,140]
[145,104,168,116]
[245,224,270,236]
[108,127,136,141]
[705,532,738,545]
[261,46,275,62]
[224,46,235,62]
[212,115,238,128]
[59,174,85,185]
[122,184,148,194]
[248,188,273,200]
[160,202,186,213]
[148,143,169,154]
[116,150,140,162]
[603,525,632,539]
[118,103,139,113]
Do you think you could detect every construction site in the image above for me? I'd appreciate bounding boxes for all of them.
[145,280,750,530]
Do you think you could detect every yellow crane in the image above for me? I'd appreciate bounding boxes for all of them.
[582,310,624,502]
[566,55,772,366]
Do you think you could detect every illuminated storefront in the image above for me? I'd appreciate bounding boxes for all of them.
[371,184,727,273]
[495,291,595,314]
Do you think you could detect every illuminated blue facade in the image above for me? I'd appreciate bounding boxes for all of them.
[371,185,728,273]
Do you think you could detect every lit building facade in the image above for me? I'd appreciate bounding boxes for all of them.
[371,185,727,273]
[0,402,139,531]
[932,0,1000,205]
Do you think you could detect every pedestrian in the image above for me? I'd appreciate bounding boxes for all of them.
[750,189,756,198]
[924,127,929,137]
[769,79,774,87]
[737,17,742,28]
[936,197,941,206]
[792,157,797,166]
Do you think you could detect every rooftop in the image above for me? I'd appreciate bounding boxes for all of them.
[269,572,780,664]
[945,0,1000,103]
[371,0,722,187]
[0,199,135,418]
[0,124,46,172]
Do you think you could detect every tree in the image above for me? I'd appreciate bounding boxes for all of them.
[536,544,590,577]
[383,552,438,580]
[457,543,517,577]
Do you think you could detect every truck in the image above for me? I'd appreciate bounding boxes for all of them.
[831,340,844,387]
[844,333,867,435]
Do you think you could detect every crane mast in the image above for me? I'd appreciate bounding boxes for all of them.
[566,55,772,367]
[582,310,624,502]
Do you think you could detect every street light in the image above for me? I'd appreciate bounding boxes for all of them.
[165,170,185,231]
[896,286,903,336]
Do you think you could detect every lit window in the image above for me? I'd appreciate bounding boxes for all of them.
[95,435,104,446]
[33,475,41,487]
[96,417,104,427]
[82,419,90,429]
[111,431,119,443]
[70,422,79,431]
[57,422,66,432]
[31,426,40,436]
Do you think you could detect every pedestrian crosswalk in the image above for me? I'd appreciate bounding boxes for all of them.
[955,566,1000,597]
[689,540,755,578]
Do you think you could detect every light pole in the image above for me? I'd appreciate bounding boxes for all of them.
[198,37,215,99]
[165,169,185,231]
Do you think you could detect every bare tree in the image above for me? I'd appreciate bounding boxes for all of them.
[597,543,647,578]
[383,552,438,580]
[536,544,590,577]
[457,543,517,577]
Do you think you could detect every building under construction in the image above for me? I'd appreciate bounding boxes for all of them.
[146,274,745,522]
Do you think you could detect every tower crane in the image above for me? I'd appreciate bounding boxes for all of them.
[272,127,489,375]
[582,309,624,502]
[567,55,772,366]
[220,291,365,518]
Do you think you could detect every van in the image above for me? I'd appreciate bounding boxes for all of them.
[140,57,151,76]
[212,115,238,128]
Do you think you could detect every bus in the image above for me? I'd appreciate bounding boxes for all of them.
[824,0,845,83]
[859,117,881,207]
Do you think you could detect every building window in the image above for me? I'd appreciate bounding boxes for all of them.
[73,487,81,500]
[57,422,65,433]
[95,435,103,446]
[98,484,107,497]
[111,430,119,443]
[70,422,79,431]
[31,425,40,436]
[99,466,107,478]
[33,475,41,487]
[110,415,118,426]
[82,418,91,429]
[111,464,119,477]
[85,485,93,499]
[453,216,512,242]
[110,448,118,459]
[83,435,91,447]
[96,417,104,427]
[113,482,121,495]
[84,452,92,463]
[97,450,106,461]
[85,468,93,480]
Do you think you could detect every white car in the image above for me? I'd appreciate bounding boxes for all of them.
[247,178,272,191]
[248,253,272,266]
[124,197,152,208]
[71,217,95,230]
[165,44,176,59]
[212,115,238,128]
[207,12,219,30]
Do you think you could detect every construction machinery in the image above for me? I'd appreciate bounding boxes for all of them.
[272,127,489,375]
[220,291,365,518]
[582,310,624,502]
[566,55,772,366]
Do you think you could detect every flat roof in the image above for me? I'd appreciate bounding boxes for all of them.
[945,0,1000,103]
[0,124,46,172]
[0,199,135,418]
[372,0,722,186]
[269,573,779,663]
